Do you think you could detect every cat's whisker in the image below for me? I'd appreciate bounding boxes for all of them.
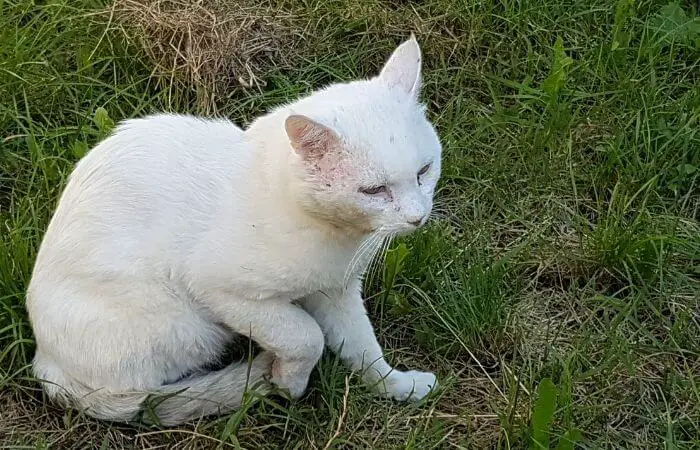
[431,201,458,215]
[430,205,455,215]
[344,235,373,285]
[428,209,461,229]
[352,233,386,286]
[369,232,395,286]
[344,231,384,286]
[365,232,392,287]
[366,230,390,266]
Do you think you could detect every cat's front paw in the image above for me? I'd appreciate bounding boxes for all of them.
[378,370,438,401]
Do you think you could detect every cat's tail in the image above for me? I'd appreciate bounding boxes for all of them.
[38,352,273,426]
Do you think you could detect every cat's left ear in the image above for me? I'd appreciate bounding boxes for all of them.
[285,114,340,161]
[377,34,422,99]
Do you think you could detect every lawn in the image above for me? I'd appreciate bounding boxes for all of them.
[1,0,698,448]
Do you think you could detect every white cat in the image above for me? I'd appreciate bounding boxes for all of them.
[26,36,442,425]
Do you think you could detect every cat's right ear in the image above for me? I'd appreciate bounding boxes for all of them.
[377,34,422,99]
[285,114,340,160]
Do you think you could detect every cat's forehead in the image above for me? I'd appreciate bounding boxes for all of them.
[349,99,437,164]
[298,81,413,121]
[291,80,440,172]
[346,113,431,167]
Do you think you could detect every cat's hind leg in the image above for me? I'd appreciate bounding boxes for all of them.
[28,278,270,424]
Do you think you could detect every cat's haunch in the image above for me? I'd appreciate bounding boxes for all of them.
[26,35,441,425]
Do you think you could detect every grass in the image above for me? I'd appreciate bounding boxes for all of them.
[1,0,698,447]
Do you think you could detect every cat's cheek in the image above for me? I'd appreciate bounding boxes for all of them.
[421,179,438,199]
[350,213,377,234]
[348,203,382,233]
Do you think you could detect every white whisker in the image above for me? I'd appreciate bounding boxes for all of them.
[428,209,460,228]
[352,233,385,285]
[369,232,395,286]
[344,231,384,286]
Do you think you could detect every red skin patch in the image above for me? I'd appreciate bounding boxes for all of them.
[313,153,352,185]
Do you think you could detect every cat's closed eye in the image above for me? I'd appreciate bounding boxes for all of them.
[417,163,431,184]
[360,185,388,196]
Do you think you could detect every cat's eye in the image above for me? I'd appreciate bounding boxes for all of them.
[418,164,431,177]
[360,185,387,195]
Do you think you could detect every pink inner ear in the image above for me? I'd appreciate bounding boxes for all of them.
[285,114,352,183]
[285,115,338,161]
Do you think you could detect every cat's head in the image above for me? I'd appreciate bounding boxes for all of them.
[285,36,441,237]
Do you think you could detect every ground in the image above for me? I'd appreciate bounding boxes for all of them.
[1,0,698,448]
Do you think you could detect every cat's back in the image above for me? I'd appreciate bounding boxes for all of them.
[37,114,248,274]
[65,113,243,192]
[80,113,244,177]
[60,113,245,219]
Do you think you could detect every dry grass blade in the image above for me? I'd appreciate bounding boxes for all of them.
[110,0,296,113]
[322,376,350,450]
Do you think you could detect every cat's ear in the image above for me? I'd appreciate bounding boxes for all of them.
[378,34,422,99]
[285,114,340,160]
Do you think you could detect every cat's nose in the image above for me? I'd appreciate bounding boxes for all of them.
[407,215,425,227]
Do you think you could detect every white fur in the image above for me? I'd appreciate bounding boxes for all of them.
[26,36,441,425]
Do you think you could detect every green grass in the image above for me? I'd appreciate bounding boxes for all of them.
[1,0,699,447]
